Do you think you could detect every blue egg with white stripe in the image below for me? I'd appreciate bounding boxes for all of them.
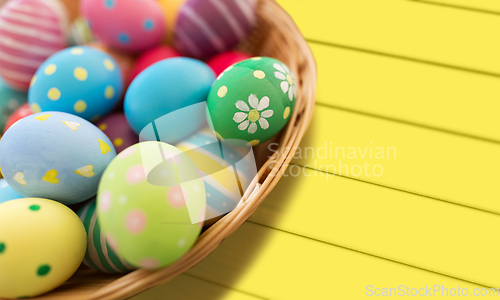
[0,178,23,205]
[28,46,123,121]
[125,57,214,144]
[176,128,257,222]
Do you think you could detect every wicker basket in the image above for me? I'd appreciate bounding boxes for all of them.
[23,0,316,299]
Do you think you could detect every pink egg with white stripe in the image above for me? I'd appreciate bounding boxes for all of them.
[174,0,257,59]
[0,0,68,91]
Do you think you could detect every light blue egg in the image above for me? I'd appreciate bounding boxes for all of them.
[125,57,215,144]
[0,78,27,131]
[0,111,116,204]
[28,46,123,121]
[0,178,23,205]
[176,128,257,221]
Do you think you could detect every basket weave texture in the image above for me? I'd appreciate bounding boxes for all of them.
[20,0,317,298]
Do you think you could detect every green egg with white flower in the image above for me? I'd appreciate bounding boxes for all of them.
[206,57,296,147]
[97,142,206,270]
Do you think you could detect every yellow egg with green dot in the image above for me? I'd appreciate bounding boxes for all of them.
[0,198,87,298]
[28,46,123,121]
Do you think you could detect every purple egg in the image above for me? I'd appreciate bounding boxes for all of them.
[96,113,138,153]
[174,0,257,59]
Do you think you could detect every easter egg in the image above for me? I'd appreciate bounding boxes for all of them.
[0,198,86,298]
[0,77,27,131]
[207,50,252,76]
[81,0,165,53]
[207,57,296,147]
[97,142,206,269]
[68,17,95,46]
[130,46,181,82]
[28,46,123,121]
[0,178,23,205]
[0,111,116,204]
[3,103,33,133]
[96,113,138,153]
[158,0,186,43]
[176,128,257,223]
[0,0,68,91]
[125,57,215,144]
[174,0,257,59]
[87,42,135,86]
[77,199,135,273]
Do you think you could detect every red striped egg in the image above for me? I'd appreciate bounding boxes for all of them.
[174,0,257,59]
[0,0,68,91]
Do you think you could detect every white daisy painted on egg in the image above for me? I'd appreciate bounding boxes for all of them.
[274,63,296,101]
[233,94,274,134]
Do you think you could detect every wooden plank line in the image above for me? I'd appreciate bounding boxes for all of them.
[187,222,500,299]
[131,273,264,300]
[279,0,500,73]
[294,163,500,217]
[246,221,498,290]
[248,166,500,289]
[291,106,500,214]
[310,42,500,143]
[315,102,500,145]
[183,273,270,300]
[306,39,500,79]
[408,0,500,16]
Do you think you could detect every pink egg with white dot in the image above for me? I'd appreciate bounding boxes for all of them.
[81,0,165,53]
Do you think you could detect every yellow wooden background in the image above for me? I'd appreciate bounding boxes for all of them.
[134,0,500,298]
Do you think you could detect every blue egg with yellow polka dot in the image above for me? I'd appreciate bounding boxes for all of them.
[0,178,23,205]
[0,77,27,132]
[176,128,257,224]
[0,111,116,204]
[28,46,123,121]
